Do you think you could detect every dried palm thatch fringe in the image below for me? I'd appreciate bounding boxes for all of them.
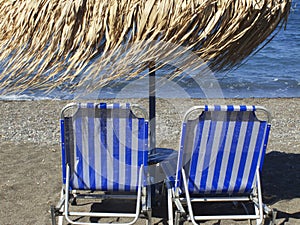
[0,0,291,93]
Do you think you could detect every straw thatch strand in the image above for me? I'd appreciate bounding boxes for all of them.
[0,0,291,93]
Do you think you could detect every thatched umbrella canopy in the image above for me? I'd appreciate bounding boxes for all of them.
[0,0,291,93]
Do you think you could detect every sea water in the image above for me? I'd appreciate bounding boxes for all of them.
[217,0,300,98]
[0,1,299,100]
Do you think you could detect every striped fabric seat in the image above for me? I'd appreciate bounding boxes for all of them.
[167,105,274,225]
[179,105,270,194]
[62,102,148,191]
[52,102,151,225]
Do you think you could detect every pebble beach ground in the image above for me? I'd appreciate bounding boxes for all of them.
[0,98,299,225]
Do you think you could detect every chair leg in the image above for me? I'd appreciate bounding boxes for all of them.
[270,208,277,225]
[51,205,57,225]
[146,208,152,225]
[50,204,64,225]
[167,188,174,225]
[58,188,65,225]
[263,207,277,225]
[51,187,66,225]
[181,170,198,225]
[174,211,182,225]
[254,170,264,225]
[57,215,64,225]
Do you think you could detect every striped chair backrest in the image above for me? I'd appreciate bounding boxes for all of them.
[176,105,271,194]
[61,103,148,191]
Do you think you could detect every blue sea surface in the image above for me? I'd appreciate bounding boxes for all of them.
[0,1,299,100]
[217,1,300,98]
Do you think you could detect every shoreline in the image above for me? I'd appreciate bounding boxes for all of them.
[1,96,300,101]
[0,97,299,224]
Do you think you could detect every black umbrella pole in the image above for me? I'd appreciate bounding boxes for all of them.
[149,62,156,153]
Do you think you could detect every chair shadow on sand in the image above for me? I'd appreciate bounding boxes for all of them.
[261,151,300,224]
[88,151,300,225]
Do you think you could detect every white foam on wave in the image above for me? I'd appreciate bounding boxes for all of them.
[0,94,56,101]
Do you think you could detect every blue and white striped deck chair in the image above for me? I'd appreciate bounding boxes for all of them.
[51,103,151,225]
[167,105,275,225]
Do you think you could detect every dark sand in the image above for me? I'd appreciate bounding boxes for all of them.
[0,98,299,225]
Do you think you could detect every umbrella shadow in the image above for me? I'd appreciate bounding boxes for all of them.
[89,199,139,223]
[262,151,300,222]
[87,151,300,224]
[86,188,170,224]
